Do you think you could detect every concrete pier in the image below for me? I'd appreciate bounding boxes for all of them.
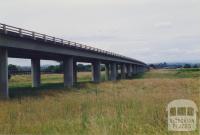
[64,57,74,88]
[139,66,142,73]
[116,64,119,79]
[105,64,110,80]
[130,64,133,75]
[121,64,126,79]
[132,65,136,75]
[135,65,138,74]
[127,64,132,77]
[138,66,141,73]
[141,66,143,73]
[0,48,8,99]
[92,61,101,83]
[73,61,77,84]
[111,63,117,81]
[31,58,41,88]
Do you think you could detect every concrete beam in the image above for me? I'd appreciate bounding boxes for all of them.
[0,48,9,99]
[92,61,101,83]
[111,63,117,81]
[0,35,145,66]
[64,57,74,88]
[31,58,41,88]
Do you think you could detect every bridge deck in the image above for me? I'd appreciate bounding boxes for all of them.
[0,23,146,65]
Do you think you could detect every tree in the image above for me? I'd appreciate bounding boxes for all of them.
[149,64,156,69]
[101,65,105,71]
[45,65,62,73]
[77,64,91,72]
[193,64,199,68]
[8,64,18,71]
[183,64,191,68]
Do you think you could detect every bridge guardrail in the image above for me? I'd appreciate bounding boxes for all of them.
[0,23,145,65]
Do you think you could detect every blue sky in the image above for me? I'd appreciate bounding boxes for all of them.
[0,0,200,66]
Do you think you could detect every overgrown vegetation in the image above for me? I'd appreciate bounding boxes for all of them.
[0,69,199,135]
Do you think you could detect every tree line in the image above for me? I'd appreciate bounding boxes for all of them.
[149,62,199,69]
[8,63,106,73]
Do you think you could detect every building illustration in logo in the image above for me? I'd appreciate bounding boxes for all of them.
[166,99,198,131]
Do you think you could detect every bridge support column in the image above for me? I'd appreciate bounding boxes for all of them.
[141,66,144,73]
[140,66,142,73]
[92,61,101,83]
[0,48,9,99]
[31,58,41,88]
[130,64,133,76]
[111,63,117,81]
[121,64,126,79]
[116,64,119,79]
[127,64,132,78]
[105,64,110,80]
[138,66,141,73]
[142,66,146,73]
[73,61,77,84]
[64,57,73,88]
[136,65,138,74]
[131,65,134,75]
[132,65,136,75]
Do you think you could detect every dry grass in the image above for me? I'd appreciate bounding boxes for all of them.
[9,72,94,88]
[0,69,199,135]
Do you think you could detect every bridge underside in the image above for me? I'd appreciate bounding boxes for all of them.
[7,47,114,64]
[0,30,148,99]
[0,47,147,99]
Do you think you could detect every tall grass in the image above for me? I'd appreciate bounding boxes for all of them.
[0,69,199,135]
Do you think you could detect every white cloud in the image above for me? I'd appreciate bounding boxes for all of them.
[154,22,173,29]
[0,0,200,65]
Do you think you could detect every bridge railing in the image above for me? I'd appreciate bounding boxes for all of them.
[0,23,145,65]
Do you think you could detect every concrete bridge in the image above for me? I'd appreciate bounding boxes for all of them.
[0,23,147,99]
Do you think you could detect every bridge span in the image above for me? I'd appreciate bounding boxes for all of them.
[0,23,147,99]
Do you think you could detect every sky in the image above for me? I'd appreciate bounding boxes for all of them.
[0,0,200,66]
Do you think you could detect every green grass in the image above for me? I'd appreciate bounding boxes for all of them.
[136,68,200,79]
[0,69,199,135]
[178,68,200,72]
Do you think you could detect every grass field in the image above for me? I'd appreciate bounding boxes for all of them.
[0,69,199,135]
